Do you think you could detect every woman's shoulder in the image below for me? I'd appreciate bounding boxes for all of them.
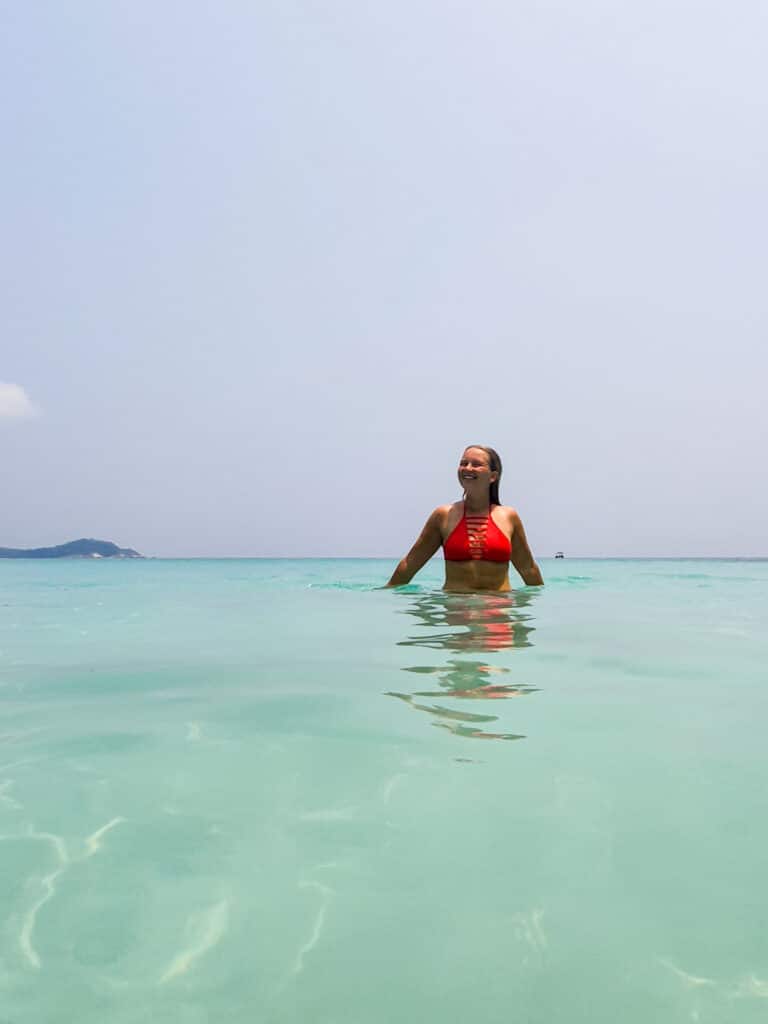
[427,503,462,531]
[495,504,522,525]
[427,503,455,522]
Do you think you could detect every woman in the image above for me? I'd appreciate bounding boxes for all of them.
[387,445,544,591]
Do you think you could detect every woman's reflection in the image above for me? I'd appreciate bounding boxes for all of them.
[387,590,539,741]
[396,591,536,652]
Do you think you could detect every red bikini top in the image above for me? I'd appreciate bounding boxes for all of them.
[443,505,512,563]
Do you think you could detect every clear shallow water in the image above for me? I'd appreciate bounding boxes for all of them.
[1,557,767,1023]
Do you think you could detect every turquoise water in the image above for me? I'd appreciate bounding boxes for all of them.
[1,557,767,1022]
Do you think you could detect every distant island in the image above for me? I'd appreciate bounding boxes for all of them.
[0,538,143,559]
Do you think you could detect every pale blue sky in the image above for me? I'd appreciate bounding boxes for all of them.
[2,1,766,557]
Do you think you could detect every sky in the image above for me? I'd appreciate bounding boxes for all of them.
[2,1,766,558]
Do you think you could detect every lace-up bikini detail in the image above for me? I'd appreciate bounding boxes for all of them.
[443,505,512,563]
[464,513,490,559]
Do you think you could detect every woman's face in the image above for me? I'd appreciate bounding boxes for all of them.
[457,447,497,492]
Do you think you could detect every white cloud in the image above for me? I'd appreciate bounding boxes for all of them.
[0,382,39,419]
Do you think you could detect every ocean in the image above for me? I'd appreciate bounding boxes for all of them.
[1,557,767,1022]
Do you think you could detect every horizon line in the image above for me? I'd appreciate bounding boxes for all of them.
[97,554,768,561]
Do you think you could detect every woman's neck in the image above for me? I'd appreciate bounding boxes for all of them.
[464,493,491,515]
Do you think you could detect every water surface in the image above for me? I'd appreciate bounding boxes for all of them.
[1,558,767,1022]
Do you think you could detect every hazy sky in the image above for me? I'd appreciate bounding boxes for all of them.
[3,1,766,557]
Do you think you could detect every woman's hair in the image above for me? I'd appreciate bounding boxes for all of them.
[465,444,503,506]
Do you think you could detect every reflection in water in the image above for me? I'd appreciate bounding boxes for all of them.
[386,691,526,742]
[387,590,540,742]
[401,660,538,699]
[397,591,536,653]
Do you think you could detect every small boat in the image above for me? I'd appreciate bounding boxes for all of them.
[555,551,564,559]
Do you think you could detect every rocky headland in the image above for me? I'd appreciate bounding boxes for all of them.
[0,538,143,559]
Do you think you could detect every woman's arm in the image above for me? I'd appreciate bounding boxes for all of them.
[387,509,445,586]
[509,510,544,586]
